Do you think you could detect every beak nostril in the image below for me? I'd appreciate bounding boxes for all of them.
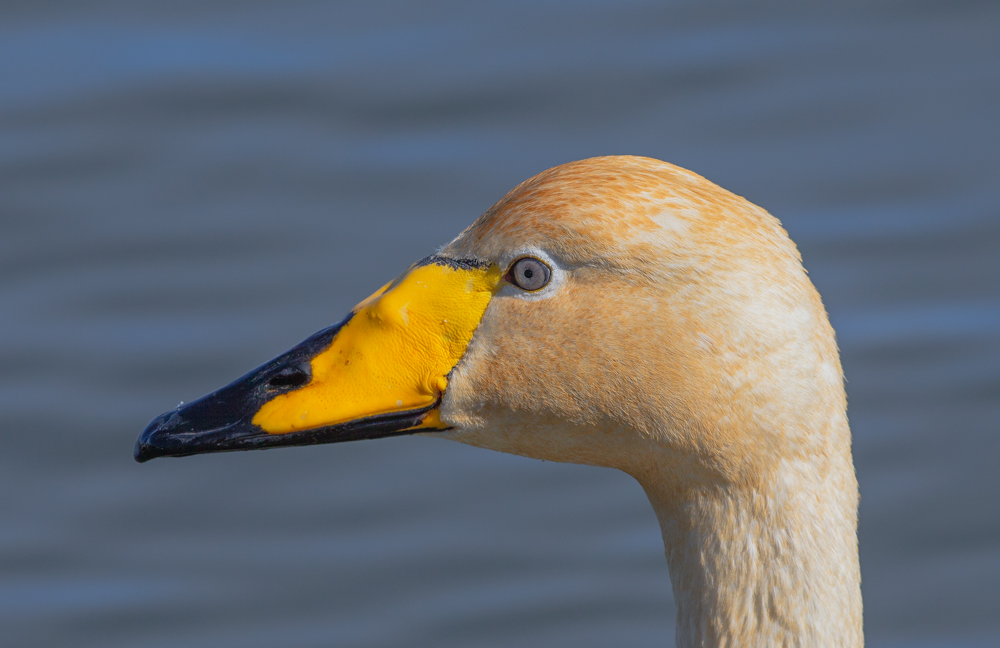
[267,364,311,389]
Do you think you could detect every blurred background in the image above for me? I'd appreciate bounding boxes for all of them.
[1,1,998,646]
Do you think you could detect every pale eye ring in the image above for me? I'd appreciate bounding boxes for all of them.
[507,257,551,291]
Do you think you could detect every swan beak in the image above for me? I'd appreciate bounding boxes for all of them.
[135,257,502,463]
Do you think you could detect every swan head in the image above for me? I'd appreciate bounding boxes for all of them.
[135,155,861,646]
[136,155,844,491]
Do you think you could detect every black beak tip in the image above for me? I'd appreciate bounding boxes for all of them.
[134,438,156,463]
[134,411,173,463]
[133,443,152,463]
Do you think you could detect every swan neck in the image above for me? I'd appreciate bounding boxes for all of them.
[640,457,863,647]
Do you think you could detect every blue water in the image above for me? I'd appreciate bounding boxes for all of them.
[1,2,998,646]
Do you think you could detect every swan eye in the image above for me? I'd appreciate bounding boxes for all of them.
[507,257,551,291]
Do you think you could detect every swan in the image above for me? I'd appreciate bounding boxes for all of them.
[136,156,863,647]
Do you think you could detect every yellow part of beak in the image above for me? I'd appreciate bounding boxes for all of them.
[252,259,502,434]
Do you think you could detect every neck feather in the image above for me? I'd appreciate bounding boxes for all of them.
[638,448,863,647]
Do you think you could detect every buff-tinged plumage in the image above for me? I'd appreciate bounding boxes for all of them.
[437,157,863,647]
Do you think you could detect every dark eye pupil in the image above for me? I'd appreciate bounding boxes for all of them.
[523,269,533,278]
